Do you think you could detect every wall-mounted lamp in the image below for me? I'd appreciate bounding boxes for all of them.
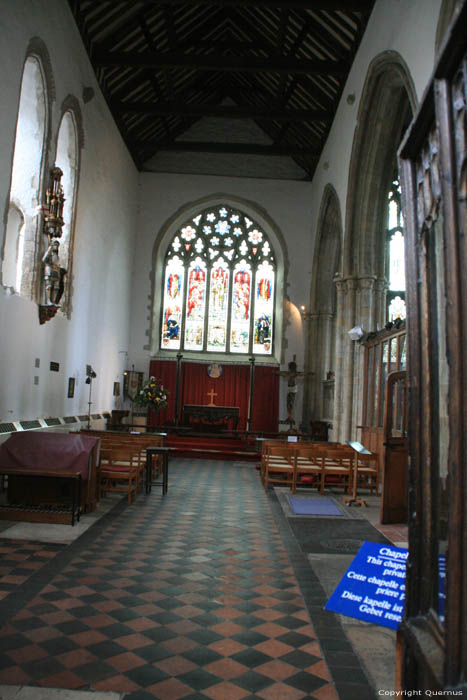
[85,365,97,383]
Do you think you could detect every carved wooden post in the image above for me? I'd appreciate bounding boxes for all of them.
[247,356,255,433]
[174,353,183,426]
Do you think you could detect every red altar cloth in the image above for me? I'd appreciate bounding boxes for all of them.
[0,432,99,478]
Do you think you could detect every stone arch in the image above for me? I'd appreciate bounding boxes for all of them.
[310,185,342,315]
[336,51,416,441]
[26,37,55,173]
[303,185,343,428]
[1,202,25,291]
[60,95,85,151]
[2,43,54,300]
[53,102,82,316]
[149,193,289,365]
[344,51,416,282]
[435,0,459,54]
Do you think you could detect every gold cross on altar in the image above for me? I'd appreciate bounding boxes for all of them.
[207,388,217,406]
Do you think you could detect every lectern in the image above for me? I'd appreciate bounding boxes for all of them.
[343,441,372,507]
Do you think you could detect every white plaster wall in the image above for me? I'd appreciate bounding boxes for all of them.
[305,0,442,271]
[129,173,314,419]
[0,0,139,422]
[128,0,444,429]
[0,0,445,428]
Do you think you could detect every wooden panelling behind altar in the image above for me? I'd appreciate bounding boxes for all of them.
[148,359,279,433]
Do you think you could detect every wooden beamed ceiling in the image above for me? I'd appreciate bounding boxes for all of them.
[68,0,375,179]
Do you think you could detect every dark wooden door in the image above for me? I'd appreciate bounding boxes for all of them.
[380,370,407,524]
[397,1,467,691]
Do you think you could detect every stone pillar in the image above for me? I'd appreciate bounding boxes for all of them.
[340,277,358,442]
[352,276,376,431]
[303,312,320,427]
[331,276,347,442]
[304,312,335,424]
[357,276,376,332]
[374,277,388,329]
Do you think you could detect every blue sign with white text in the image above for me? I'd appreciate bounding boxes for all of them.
[325,541,408,629]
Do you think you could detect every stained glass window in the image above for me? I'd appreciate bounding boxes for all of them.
[161,205,276,355]
[253,262,274,355]
[386,176,406,321]
[161,257,184,350]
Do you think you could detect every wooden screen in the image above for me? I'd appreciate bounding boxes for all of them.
[359,324,408,524]
[397,1,466,691]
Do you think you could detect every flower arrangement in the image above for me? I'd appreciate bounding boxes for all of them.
[133,376,169,411]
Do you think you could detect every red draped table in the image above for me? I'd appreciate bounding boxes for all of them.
[0,432,100,524]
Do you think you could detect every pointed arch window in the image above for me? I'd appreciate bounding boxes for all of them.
[161,205,276,355]
[2,55,47,297]
[386,176,406,321]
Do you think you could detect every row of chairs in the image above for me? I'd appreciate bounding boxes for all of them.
[260,440,378,495]
[80,430,164,503]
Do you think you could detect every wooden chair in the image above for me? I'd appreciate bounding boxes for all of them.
[99,446,139,503]
[260,439,289,484]
[320,445,354,494]
[82,430,164,490]
[263,444,295,490]
[292,445,325,494]
[355,452,379,495]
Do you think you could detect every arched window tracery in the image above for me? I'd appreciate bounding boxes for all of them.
[386,175,406,321]
[2,55,47,297]
[161,204,276,356]
[54,109,79,312]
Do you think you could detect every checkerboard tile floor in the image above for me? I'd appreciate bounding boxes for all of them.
[0,459,357,699]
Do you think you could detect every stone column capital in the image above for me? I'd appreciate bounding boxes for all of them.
[345,277,358,292]
[335,278,346,293]
[358,276,376,291]
[375,277,388,292]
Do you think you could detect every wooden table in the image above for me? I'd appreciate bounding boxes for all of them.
[0,432,99,524]
[146,446,173,495]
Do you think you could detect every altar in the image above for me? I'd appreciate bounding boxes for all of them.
[147,358,280,433]
[183,404,240,430]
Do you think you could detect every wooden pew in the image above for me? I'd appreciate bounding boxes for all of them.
[263,444,294,490]
[320,445,354,494]
[260,440,366,496]
[80,429,165,496]
[293,444,328,494]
